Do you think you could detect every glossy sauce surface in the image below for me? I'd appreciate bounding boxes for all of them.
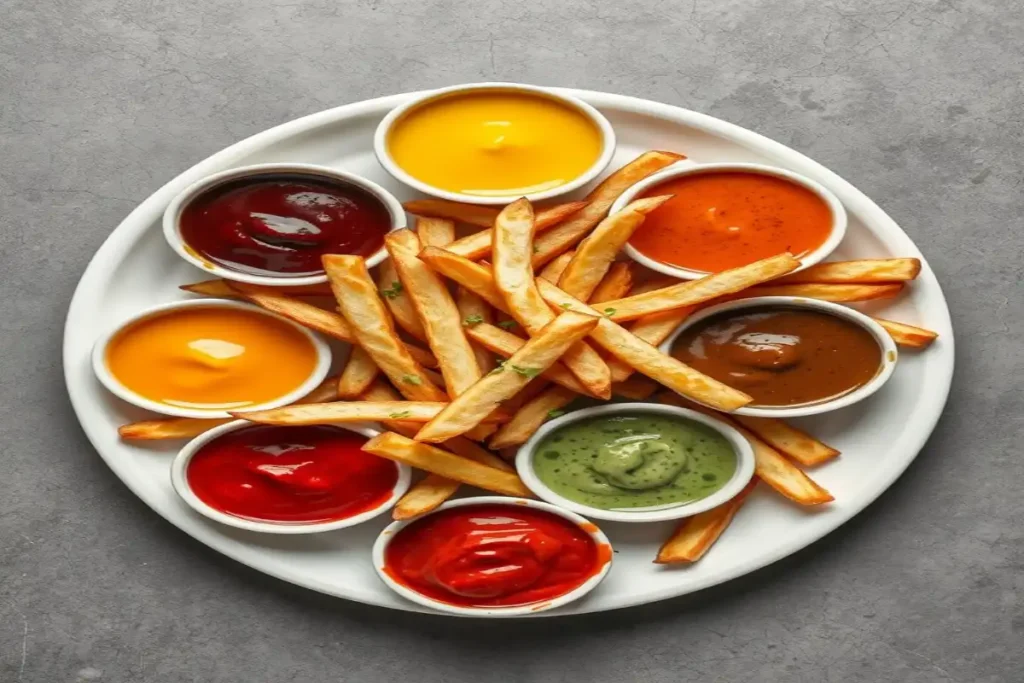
[671,307,882,406]
[387,91,603,196]
[105,307,318,410]
[187,425,398,523]
[629,171,833,272]
[383,504,609,608]
[180,175,391,277]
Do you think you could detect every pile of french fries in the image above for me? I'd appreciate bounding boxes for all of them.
[121,151,938,564]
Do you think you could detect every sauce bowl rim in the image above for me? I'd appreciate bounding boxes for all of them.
[611,161,848,280]
[515,403,757,524]
[371,496,613,617]
[91,298,333,419]
[170,419,412,535]
[372,82,617,206]
[161,162,406,286]
[657,295,899,418]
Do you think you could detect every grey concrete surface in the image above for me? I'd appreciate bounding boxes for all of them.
[1,0,1021,681]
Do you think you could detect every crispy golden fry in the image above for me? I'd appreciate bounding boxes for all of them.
[556,196,672,301]
[119,373,341,440]
[363,432,533,497]
[537,281,753,412]
[488,386,577,450]
[415,311,600,442]
[492,198,611,398]
[182,279,438,367]
[386,230,481,397]
[442,202,589,260]
[599,253,802,322]
[873,317,939,348]
[499,377,551,416]
[422,246,750,411]
[414,216,456,247]
[611,375,659,400]
[773,258,921,284]
[731,415,840,467]
[589,262,634,304]
[456,287,497,375]
[377,259,428,341]
[745,282,904,302]
[464,323,592,396]
[235,401,507,425]
[531,151,686,267]
[658,392,833,505]
[337,346,379,399]
[324,255,448,402]
[393,474,461,519]
[538,251,575,283]
[180,279,334,297]
[656,477,759,563]
[405,199,586,231]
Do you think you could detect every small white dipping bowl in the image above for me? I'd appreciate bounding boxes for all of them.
[372,496,612,617]
[171,421,411,534]
[609,161,848,281]
[373,82,616,206]
[91,298,332,419]
[659,296,899,418]
[162,162,406,287]
[516,403,756,524]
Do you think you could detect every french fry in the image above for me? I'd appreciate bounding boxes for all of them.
[536,280,753,412]
[362,432,533,497]
[441,202,589,260]
[611,375,659,400]
[656,477,759,563]
[118,373,341,440]
[181,279,438,368]
[492,198,611,399]
[337,346,379,399]
[456,287,497,376]
[773,258,921,284]
[731,415,840,467]
[599,253,801,322]
[414,216,456,247]
[421,245,751,411]
[392,475,461,519]
[386,230,481,397]
[531,150,686,267]
[488,386,577,450]
[377,259,428,341]
[556,196,672,301]
[658,392,833,505]
[234,401,508,425]
[745,282,904,302]
[415,311,600,442]
[323,255,448,402]
[538,250,575,283]
[606,307,697,382]
[873,317,939,348]
[464,323,592,396]
[405,199,586,231]
[589,262,634,304]
[180,279,333,297]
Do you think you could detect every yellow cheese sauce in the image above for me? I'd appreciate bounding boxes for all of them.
[105,307,318,410]
[387,91,603,196]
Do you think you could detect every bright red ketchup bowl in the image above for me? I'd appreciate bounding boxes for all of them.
[373,497,613,616]
[171,421,411,534]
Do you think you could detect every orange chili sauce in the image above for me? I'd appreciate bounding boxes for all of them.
[629,171,833,273]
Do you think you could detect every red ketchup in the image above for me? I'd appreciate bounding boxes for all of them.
[187,425,398,523]
[384,504,609,608]
[179,175,391,277]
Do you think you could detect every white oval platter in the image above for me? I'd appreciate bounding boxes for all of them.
[63,88,954,616]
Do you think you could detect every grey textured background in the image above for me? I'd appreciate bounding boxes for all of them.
[2,0,1021,681]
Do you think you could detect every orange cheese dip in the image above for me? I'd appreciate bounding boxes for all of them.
[628,171,833,273]
[105,307,318,411]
